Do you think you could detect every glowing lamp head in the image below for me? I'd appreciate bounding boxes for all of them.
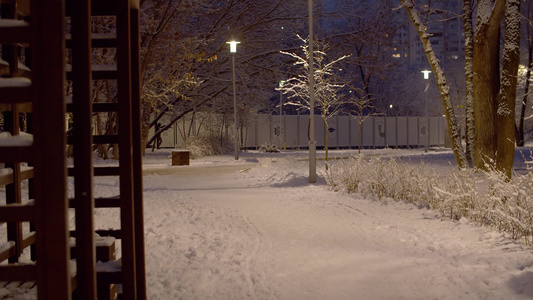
[421,70,432,80]
[227,40,240,53]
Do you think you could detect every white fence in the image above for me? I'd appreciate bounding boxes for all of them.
[156,113,448,149]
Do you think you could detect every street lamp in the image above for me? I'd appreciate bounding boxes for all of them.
[227,40,240,160]
[279,80,286,150]
[308,0,316,183]
[421,70,431,153]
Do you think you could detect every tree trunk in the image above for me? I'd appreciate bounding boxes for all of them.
[496,0,521,178]
[463,0,475,168]
[401,0,466,168]
[358,119,363,154]
[518,45,533,147]
[472,0,505,169]
[140,101,153,156]
[324,118,329,170]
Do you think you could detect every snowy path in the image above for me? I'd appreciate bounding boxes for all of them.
[134,153,533,300]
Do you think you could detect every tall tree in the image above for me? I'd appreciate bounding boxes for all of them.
[495,0,521,177]
[401,0,467,169]
[401,0,522,177]
[516,0,533,147]
[463,0,475,167]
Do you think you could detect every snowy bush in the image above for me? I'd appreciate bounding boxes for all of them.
[182,135,233,159]
[325,155,533,246]
[325,155,437,204]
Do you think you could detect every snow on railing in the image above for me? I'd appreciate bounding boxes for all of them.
[0,168,13,176]
[0,77,31,88]
[0,132,33,147]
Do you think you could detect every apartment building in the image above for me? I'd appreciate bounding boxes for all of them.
[391,0,465,68]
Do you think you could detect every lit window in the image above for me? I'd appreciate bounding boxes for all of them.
[392,53,401,58]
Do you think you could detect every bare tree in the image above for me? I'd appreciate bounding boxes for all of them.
[140,0,310,153]
[400,0,467,169]
[346,88,378,153]
[516,0,533,146]
[401,0,522,178]
[278,35,349,166]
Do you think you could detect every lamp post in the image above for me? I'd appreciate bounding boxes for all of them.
[279,80,286,150]
[227,40,240,160]
[421,70,431,153]
[308,0,316,183]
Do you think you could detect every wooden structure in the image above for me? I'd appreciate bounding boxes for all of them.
[172,150,190,166]
[0,0,146,299]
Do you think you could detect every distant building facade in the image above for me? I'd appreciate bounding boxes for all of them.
[391,0,465,68]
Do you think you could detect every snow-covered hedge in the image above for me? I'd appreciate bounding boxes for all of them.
[324,155,533,246]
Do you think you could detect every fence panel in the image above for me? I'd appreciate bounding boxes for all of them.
[337,116,350,148]
[314,115,325,148]
[327,117,338,148]
[429,117,440,146]
[385,117,397,147]
[244,117,257,148]
[374,117,386,148]
[285,115,299,149]
[397,117,408,146]
[256,114,271,146]
[361,117,374,147]
[152,113,448,150]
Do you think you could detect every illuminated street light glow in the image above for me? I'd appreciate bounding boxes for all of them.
[226,40,240,53]
[421,70,432,80]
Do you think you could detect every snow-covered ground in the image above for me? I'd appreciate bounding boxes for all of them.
[2,147,533,299]
[133,148,533,299]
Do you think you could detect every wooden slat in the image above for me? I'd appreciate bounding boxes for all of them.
[67,135,119,145]
[68,167,120,177]
[95,196,121,208]
[97,270,122,285]
[0,173,13,186]
[70,196,120,209]
[0,103,32,112]
[0,202,35,222]
[95,229,121,239]
[71,1,98,296]
[66,102,119,113]
[22,231,37,249]
[66,64,118,80]
[0,265,36,281]
[131,3,147,297]
[66,0,117,16]
[0,146,33,163]
[117,1,137,298]
[19,167,34,180]
[0,0,32,17]
[94,167,120,177]
[0,241,16,262]
[66,33,117,48]
[31,0,72,297]
[0,78,32,103]
[0,167,33,191]
[70,229,121,239]
[92,102,120,112]
[0,19,30,44]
